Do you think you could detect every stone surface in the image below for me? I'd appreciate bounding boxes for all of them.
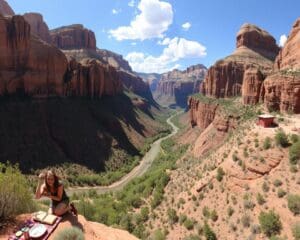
[136,72,161,92]
[23,13,51,43]
[155,64,207,106]
[0,15,67,97]
[201,23,279,105]
[0,0,14,16]
[97,49,132,72]
[50,24,96,50]
[262,18,300,113]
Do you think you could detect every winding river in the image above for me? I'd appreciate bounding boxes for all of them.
[66,111,180,196]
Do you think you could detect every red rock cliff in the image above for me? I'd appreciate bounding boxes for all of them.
[50,24,96,50]
[262,18,300,113]
[0,0,14,16]
[155,64,207,106]
[201,23,279,105]
[0,15,67,97]
[23,13,51,43]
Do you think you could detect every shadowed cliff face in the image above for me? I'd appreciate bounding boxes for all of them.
[0,94,149,173]
[262,18,300,113]
[201,23,279,105]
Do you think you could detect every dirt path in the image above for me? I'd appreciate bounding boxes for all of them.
[66,111,180,196]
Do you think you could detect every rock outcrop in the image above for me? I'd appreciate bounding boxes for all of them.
[0,15,68,97]
[155,64,207,106]
[64,58,122,97]
[136,72,161,92]
[200,23,279,105]
[262,18,300,113]
[50,24,96,50]
[23,13,51,43]
[97,49,132,72]
[0,0,14,16]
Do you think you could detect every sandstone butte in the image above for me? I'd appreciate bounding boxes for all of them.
[0,0,14,16]
[0,214,138,240]
[200,23,280,104]
[155,64,207,106]
[262,17,300,113]
[0,14,122,98]
[50,23,153,101]
[23,13,51,44]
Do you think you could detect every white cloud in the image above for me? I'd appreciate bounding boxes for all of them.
[182,22,191,31]
[131,42,137,45]
[109,0,173,41]
[157,37,171,45]
[112,8,121,15]
[128,0,135,7]
[279,34,287,47]
[126,37,207,73]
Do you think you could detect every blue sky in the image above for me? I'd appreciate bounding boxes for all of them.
[8,0,300,73]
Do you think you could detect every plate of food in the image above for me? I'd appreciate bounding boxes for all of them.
[28,224,47,238]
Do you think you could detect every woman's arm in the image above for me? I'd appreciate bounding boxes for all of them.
[35,182,46,199]
[49,185,63,202]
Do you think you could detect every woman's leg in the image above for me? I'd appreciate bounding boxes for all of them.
[53,202,70,216]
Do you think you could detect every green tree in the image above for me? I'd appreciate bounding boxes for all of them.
[259,210,282,237]
[203,222,217,240]
[289,141,300,165]
[167,208,178,224]
[275,130,289,147]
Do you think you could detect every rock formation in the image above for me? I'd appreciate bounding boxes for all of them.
[50,24,96,50]
[0,0,14,16]
[201,23,279,105]
[97,49,132,72]
[0,15,67,97]
[262,18,300,113]
[136,72,161,92]
[23,13,51,43]
[155,64,207,106]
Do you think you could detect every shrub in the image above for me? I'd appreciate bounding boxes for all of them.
[257,193,266,205]
[241,214,251,228]
[277,189,286,198]
[292,222,300,240]
[290,134,300,143]
[275,130,289,147]
[259,210,282,237]
[216,167,225,182]
[152,229,165,240]
[210,210,218,222]
[289,141,300,165]
[0,163,36,220]
[202,206,210,218]
[184,234,201,240]
[167,208,178,224]
[184,218,195,230]
[287,194,300,215]
[54,227,84,240]
[273,179,283,187]
[262,182,270,192]
[263,137,272,150]
[203,222,217,240]
[232,154,239,162]
[227,206,234,217]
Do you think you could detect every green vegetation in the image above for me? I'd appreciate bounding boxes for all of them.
[289,141,300,165]
[72,138,188,239]
[0,163,36,221]
[167,208,179,224]
[203,222,217,240]
[256,193,266,205]
[292,222,300,240]
[53,227,84,240]
[287,194,300,215]
[151,229,166,240]
[277,188,286,198]
[191,94,257,121]
[275,130,289,148]
[259,210,282,237]
[216,167,225,182]
[263,137,272,150]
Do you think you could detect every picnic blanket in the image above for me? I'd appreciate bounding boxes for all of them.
[8,216,62,240]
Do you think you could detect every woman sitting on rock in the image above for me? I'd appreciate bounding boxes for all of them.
[35,169,77,217]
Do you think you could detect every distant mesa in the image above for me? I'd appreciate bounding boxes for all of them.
[0,0,14,16]
[50,24,97,50]
[154,64,207,107]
